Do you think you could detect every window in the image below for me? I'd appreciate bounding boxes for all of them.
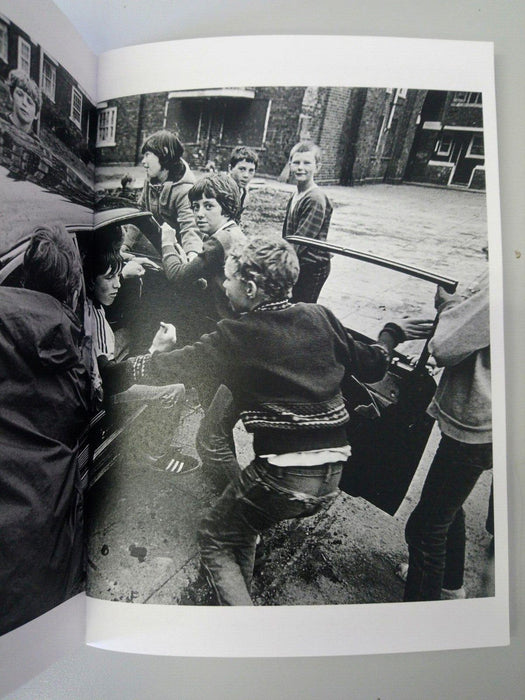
[436,133,453,158]
[41,57,56,102]
[452,92,482,106]
[466,134,484,159]
[17,37,31,75]
[0,21,8,63]
[96,106,117,146]
[70,86,82,128]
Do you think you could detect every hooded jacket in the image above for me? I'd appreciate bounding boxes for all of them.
[138,159,203,256]
[0,287,90,635]
[427,279,491,444]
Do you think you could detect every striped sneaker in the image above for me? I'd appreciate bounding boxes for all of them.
[145,448,200,476]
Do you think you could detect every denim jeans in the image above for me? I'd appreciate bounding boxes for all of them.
[292,260,331,304]
[404,435,492,601]
[198,457,343,605]
[196,384,241,492]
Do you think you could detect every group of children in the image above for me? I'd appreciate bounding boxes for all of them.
[90,128,491,606]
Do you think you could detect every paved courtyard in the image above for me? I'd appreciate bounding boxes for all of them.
[86,179,494,607]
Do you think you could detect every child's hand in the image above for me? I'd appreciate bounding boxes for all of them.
[121,259,145,279]
[132,256,161,271]
[149,322,177,354]
[398,317,435,340]
[434,285,457,309]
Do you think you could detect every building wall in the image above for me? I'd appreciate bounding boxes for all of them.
[314,87,352,184]
[404,90,485,191]
[97,95,142,165]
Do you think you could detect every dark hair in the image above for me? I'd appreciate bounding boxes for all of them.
[226,235,299,301]
[229,146,259,169]
[23,223,82,308]
[289,140,322,165]
[141,130,184,178]
[7,69,42,114]
[188,174,241,223]
[82,228,124,298]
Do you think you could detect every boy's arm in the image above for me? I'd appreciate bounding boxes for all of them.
[101,329,227,396]
[325,307,395,384]
[429,285,490,366]
[162,234,223,287]
[166,186,203,256]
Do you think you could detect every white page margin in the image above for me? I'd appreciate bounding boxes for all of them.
[89,35,508,657]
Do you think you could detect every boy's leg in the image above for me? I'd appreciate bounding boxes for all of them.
[291,260,331,303]
[196,384,241,492]
[198,458,342,605]
[404,436,492,601]
[112,383,186,456]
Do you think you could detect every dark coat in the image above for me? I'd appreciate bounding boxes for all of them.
[0,287,90,635]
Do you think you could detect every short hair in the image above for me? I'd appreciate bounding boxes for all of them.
[188,173,241,223]
[23,223,82,308]
[82,229,124,298]
[7,69,42,115]
[229,146,259,169]
[226,235,299,301]
[289,140,322,165]
[141,130,184,175]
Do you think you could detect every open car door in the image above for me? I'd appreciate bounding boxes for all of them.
[288,235,458,516]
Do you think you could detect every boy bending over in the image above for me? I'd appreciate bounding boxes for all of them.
[104,236,413,605]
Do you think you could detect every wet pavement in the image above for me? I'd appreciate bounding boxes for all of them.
[86,178,494,607]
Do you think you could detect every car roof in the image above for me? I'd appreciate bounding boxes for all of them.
[94,208,153,229]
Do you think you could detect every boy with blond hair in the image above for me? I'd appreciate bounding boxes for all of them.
[104,236,413,605]
[282,141,333,303]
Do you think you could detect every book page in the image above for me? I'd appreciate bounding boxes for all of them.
[86,35,508,656]
[0,0,96,685]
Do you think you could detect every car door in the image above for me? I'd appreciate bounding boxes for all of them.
[287,234,458,515]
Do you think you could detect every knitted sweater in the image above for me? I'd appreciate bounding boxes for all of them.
[105,300,394,456]
[427,280,491,444]
[282,186,333,265]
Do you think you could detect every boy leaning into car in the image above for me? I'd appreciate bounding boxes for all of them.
[83,234,196,473]
[102,235,427,605]
[0,224,91,635]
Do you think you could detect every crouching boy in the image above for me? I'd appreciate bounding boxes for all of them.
[104,236,408,605]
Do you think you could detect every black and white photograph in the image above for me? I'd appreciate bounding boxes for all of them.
[87,84,495,614]
[0,9,95,636]
[0,13,508,663]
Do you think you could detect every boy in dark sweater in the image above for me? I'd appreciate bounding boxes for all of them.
[105,236,409,605]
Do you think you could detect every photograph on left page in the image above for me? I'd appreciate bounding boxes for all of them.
[0,9,96,636]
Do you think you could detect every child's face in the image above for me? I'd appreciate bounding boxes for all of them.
[94,267,121,306]
[229,160,256,188]
[191,197,229,236]
[141,150,163,180]
[11,86,37,131]
[223,261,251,312]
[289,149,318,185]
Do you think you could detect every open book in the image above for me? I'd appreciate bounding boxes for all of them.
[0,0,509,687]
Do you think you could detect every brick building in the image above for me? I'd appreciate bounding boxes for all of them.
[0,11,96,165]
[404,90,485,190]
[96,86,484,191]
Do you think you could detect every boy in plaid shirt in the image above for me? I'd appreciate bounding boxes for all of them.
[282,141,333,303]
